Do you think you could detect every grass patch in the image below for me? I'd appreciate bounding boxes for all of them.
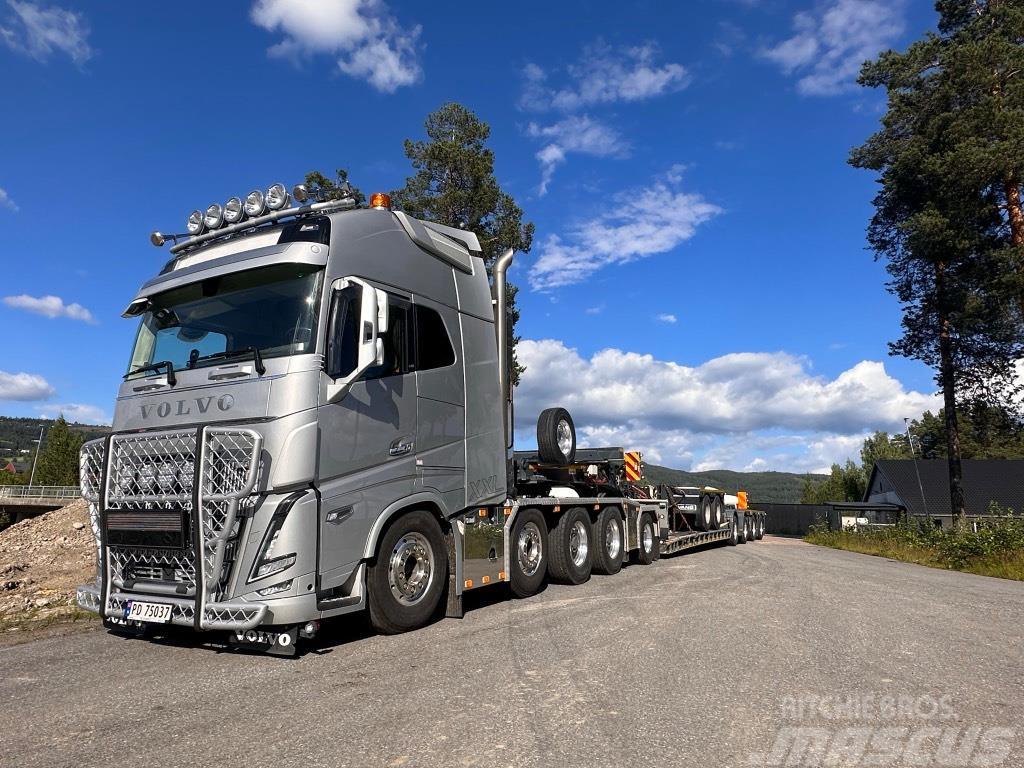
[806,513,1024,581]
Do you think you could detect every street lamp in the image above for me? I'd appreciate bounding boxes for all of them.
[28,426,45,489]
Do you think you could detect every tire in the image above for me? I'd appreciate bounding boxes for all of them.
[756,516,765,540]
[710,496,724,529]
[727,514,740,546]
[737,515,748,544]
[695,495,713,531]
[547,506,592,584]
[633,510,660,565]
[592,507,625,575]
[537,407,576,465]
[510,508,547,597]
[368,510,448,634]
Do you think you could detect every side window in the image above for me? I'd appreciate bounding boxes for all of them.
[414,305,456,371]
[364,295,411,380]
[326,285,360,378]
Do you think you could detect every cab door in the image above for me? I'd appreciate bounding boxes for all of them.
[316,280,416,593]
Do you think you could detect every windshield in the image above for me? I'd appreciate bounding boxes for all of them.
[127,264,324,377]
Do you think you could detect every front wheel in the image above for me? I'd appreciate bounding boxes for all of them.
[510,508,547,597]
[368,510,448,634]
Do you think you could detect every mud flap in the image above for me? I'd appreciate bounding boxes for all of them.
[445,529,463,619]
[227,627,299,656]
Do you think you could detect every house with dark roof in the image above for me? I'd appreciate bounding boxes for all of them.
[864,459,1024,528]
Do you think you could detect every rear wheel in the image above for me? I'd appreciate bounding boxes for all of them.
[633,511,659,565]
[592,507,625,575]
[695,495,713,531]
[368,510,447,634]
[756,516,765,540]
[547,506,592,584]
[710,496,724,529]
[727,514,740,546]
[738,515,748,544]
[510,508,547,597]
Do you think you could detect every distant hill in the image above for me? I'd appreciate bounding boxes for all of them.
[644,463,826,504]
[0,416,110,458]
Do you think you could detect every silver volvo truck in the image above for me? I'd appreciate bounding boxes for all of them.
[76,182,765,654]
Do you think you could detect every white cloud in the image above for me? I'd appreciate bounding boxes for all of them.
[3,294,96,323]
[0,370,54,401]
[529,171,722,289]
[526,115,628,195]
[0,1,92,64]
[35,402,110,425]
[762,0,905,96]
[514,339,938,471]
[250,0,421,93]
[0,187,17,212]
[657,313,678,324]
[521,41,690,112]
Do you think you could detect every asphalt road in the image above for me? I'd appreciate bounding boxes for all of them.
[3,537,1023,768]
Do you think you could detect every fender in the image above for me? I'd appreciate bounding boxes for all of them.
[361,490,451,560]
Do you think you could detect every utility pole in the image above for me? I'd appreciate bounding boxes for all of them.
[904,418,928,523]
[28,426,45,488]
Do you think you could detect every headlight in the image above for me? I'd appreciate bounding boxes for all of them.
[265,183,289,210]
[244,189,265,217]
[223,196,244,223]
[204,203,224,230]
[156,462,177,491]
[186,210,204,235]
[176,461,193,488]
[115,463,135,493]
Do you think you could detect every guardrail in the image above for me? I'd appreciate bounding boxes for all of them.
[0,485,81,500]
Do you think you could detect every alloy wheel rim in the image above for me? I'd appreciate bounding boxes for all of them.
[556,419,573,457]
[518,521,543,576]
[388,532,434,606]
[569,519,589,567]
[606,518,622,560]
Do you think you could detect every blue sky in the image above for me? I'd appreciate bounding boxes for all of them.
[0,0,944,473]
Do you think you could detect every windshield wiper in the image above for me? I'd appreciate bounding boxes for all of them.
[124,360,177,386]
[188,347,266,376]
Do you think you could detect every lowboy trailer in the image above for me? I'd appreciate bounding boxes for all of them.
[76,182,766,655]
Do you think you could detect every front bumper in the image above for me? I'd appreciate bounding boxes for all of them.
[77,583,269,631]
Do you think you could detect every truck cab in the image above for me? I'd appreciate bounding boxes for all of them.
[77,185,509,647]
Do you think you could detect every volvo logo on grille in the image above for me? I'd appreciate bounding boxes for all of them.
[140,394,234,420]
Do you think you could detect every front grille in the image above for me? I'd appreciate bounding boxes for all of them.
[91,426,263,629]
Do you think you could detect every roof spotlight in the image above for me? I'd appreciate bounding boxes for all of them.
[186,210,204,235]
[204,203,224,230]
[150,231,166,247]
[244,189,265,217]
[292,184,310,203]
[223,196,244,224]
[266,183,290,211]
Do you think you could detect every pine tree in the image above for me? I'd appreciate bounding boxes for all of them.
[850,0,1024,524]
[304,168,366,207]
[391,103,535,384]
[34,416,83,486]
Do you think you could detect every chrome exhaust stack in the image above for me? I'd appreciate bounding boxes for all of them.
[493,248,514,450]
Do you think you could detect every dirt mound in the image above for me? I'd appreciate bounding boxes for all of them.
[0,500,98,632]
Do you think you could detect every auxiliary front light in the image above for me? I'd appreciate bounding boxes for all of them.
[137,464,157,492]
[156,463,177,491]
[115,464,135,493]
[186,210,204,235]
[223,196,244,224]
[244,189,265,217]
[265,182,289,210]
[204,203,224,230]
[292,184,309,203]
[257,579,293,597]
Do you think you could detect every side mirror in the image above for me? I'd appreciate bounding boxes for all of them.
[324,277,387,403]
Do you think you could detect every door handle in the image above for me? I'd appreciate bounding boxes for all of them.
[389,437,414,456]
[208,365,253,381]
[132,376,170,393]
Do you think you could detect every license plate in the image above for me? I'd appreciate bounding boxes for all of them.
[125,600,172,624]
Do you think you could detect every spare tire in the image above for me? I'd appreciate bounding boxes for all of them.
[537,407,576,465]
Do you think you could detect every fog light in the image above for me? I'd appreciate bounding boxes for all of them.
[257,579,292,597]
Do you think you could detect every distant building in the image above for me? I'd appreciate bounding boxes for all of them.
[864,459,1024,528]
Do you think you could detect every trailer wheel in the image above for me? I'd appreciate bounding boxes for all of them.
[547,506,592,584]
[633,511,660,565]
[537,407,576,465]
[737,515,748,544]
[592,507,625,575]
[728,514,740,546]
[510,508,547,597]
[710,496,724,529]
[695,495,713,531]
[756,515,765,540]
[367,510,448,634]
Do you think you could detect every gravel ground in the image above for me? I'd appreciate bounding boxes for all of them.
[2,536,1022,768]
